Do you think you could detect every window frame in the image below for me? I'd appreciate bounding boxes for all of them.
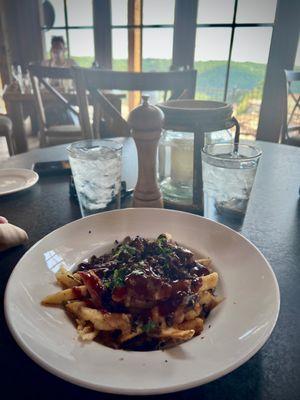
[194,0,274,102]
[40,0,300,142]
[40,0,94,59]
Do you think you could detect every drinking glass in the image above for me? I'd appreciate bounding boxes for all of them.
[202,143,262,230]
[68,139,123,217]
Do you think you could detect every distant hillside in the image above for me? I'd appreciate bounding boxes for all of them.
[71,56,271,136]
[73,56,94,68]
[195,61,265,91]
[73,57,266,99]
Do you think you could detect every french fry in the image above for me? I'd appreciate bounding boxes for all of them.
[184,303,202,321]
[164,232,173,241]
[79,330,99,341]
[66,300,86,312]
[55,267,82,288]
[151,306,167,328]
[65,302,131,334]
[200,272,218,291]
[196,258,211,267]
[41,285,88,305]
[199,291,222,316]
[77,322,99,341]
[42,234,222,349]
[119,328,143,343]
[178,318,203,334]
[199,290,215,305]
[173,305,185,324]
[153,327,195,341]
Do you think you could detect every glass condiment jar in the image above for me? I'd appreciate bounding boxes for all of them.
[158,127,235,207]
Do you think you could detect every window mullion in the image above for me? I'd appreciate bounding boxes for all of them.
[128,0,143,109]
[223,0,239,102]
[63,0,70,58]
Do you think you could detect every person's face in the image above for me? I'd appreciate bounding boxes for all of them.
[51,42,65,62]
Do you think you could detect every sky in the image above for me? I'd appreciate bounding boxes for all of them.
[45,0,299,66]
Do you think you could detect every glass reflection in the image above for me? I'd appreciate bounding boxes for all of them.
[43,250,65,273]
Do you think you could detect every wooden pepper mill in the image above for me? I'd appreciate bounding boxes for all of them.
[128,95,164,208]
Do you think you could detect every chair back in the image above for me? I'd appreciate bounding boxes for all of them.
[72,67,197,138]
[281,69,300,143]
[28,64,79,134]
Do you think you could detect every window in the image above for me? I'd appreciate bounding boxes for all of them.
[111,0,175,112]
[41,0,280,136]
[227,27,272,137]
[41,0,94,67]
[295,37,300,70]
[111,0,175,72]
[195,28,232,101]
[289,38,300,130]
[112,29,128,71]
[195,0,277,138]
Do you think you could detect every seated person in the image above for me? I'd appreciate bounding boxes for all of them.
[41,36,78,126]
[43,36,76,68]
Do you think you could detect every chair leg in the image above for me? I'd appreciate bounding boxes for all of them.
[5,133,14,156]
[39,131,47,148]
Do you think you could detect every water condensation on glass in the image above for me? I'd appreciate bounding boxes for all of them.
[69,146,122,213]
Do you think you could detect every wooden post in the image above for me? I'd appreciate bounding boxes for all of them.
[128,0,142,111]
[172,0,198,69]
[93,0,112,69]
[257,0,300,142]
[0,9,11,86]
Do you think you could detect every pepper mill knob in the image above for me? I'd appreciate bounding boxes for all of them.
[128,96,164,208]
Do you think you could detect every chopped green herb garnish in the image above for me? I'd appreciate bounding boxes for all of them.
[106,267,128,289]
[142,320,157,333]
[157,244,173,256]
[112,244,137,260]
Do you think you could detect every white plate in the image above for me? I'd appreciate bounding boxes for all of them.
[4,209,280,395]
[0,168,39,195]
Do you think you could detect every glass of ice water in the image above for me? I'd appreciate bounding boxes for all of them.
[202,143,262,230]
[68,139,123,217]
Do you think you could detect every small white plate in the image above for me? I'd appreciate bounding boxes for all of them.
[0,168,39,196]
[4,209,280,395]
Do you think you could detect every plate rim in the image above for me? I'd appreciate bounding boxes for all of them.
[4,208,280,395]
[0,168,39,196]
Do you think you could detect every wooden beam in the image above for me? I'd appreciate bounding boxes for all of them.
[172,0,198,69]
[0,1,11,85]
[1,0,43,68]
[257,0,300,142]
[128,0,142,110]
[17,0,43,65]
[93,0,112,69]
[1,0,21,67]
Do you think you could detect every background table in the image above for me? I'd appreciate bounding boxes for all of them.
[3,87,125,153]
[0,140,300,400]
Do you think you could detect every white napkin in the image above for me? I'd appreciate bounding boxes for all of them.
[0,217,28,251]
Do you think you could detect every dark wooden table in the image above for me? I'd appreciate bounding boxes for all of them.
[0,139,300,400]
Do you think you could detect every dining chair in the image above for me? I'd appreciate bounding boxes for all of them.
[280,70,300,146]
[28,64,85,147]
[0,114,14,155]
[72,67,197,139]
